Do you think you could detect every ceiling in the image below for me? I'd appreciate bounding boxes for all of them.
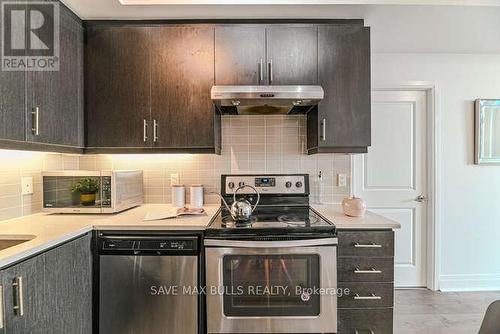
[62,0,500,19]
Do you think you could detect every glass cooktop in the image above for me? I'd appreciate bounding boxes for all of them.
[206,206,335,236]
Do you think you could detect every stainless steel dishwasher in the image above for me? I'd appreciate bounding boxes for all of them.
[97,233,200,334]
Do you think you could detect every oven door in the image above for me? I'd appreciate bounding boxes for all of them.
[205,238,337,334]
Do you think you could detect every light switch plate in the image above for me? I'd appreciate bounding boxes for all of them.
[21,177,33,195]
[170,173,179,186]
[337,173,347,187]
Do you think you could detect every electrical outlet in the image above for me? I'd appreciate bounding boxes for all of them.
[337,173,347,187]
[21,177,33,195]
[170,173,179,186]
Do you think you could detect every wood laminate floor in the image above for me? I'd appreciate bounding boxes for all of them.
[394,289,500,334]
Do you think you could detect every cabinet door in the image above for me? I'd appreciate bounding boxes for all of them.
[0,0,26,142]
[26,7,83,147]
[85,26,152,148]
[2,254,46,334]
[215,26,267,85]
[266,26,318,85]
[0,71,25,142]
[44,233,92,334]
[151,26,217,150]
[316,25,371,151]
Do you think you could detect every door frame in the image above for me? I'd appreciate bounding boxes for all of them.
[351,83,441,291]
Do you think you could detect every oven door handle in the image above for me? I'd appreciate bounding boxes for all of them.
[204,238,338,248]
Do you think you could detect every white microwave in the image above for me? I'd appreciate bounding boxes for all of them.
[42,170,143,214]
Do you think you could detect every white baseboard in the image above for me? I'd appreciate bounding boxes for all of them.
[439,274,500,292]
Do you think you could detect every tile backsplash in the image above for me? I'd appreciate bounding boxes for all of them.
[0,151,79,221]
[80,115,352,205]
[0,115,351,221]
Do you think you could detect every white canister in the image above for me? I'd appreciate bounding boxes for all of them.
[190,185,204,208]
[171,185,185,208]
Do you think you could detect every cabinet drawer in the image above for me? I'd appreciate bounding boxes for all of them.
[338,282,393,309]
[338,257,394,282]
[338,308,393,334]
[338,231,394,257]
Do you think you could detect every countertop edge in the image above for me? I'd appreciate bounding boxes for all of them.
[0,226,93,270]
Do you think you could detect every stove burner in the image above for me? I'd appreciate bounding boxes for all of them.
[222,215,257,228]
[277,214,320,226]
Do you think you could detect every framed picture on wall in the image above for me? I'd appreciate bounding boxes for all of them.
[475,99,500,164]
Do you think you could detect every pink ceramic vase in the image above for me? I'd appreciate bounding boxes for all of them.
[342,197,366,217]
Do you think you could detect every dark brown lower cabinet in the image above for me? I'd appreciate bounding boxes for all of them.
[0,233,92,334]
[337,230,395,334]
[338,308,394,334]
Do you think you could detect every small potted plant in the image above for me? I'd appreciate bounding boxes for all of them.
[71,178,100,206]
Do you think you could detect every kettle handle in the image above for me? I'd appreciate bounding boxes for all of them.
[233,185,260,213]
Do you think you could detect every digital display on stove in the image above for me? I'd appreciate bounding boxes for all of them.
[255,177,276,187]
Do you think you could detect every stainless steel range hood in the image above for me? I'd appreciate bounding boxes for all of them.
[211,85,324,115]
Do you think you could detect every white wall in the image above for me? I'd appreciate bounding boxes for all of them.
[372,54,500,291]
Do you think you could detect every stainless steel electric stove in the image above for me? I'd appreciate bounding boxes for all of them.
[205,174,337,334]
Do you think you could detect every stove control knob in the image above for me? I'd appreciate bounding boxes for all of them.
[228,182,235,189]
[285,181,292,188]
[238,181,245,187]
[296,181,303,188]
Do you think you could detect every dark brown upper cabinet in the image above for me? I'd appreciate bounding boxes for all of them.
[151,26,219,152]
[27,8,84,148]
[85,24,220,154]
[215,25,318,86]
[85,26,152,150]
[266,26,318,85]
[0,2,83,153]
[307,25,371,154]
[215,26,267,85]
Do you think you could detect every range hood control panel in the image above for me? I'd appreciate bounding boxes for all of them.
[222,174,309,195]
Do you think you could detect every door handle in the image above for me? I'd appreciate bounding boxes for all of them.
[320,118,326,141]
[268,59,273,84]
[0,285,4,329]
[415,195,427,202]
[31,107,39,135]
[259,58,264,84]
[12,277,24,316]
[153,119,158,143]
[143,119,148,142]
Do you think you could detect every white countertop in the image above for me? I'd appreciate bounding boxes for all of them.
[312,204,401,230]
[0,204,219,270]
[0,203,399,270]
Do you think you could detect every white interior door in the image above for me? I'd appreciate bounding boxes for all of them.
[353,90,428,288]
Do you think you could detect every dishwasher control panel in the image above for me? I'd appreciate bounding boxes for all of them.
[99,235,199,255]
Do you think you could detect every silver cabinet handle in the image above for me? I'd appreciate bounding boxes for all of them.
[12,277,24,316]
[354,293,381,301]
[355,329,375,334]
[259,58,264,84]
[143,119,148,142]
[320,118,326,141]
[354,242,382,248]
[31,107,39,135]
[268,59,273,84]
[354,267,382,274]
[0,285,4,329]
[153,119,158,142]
